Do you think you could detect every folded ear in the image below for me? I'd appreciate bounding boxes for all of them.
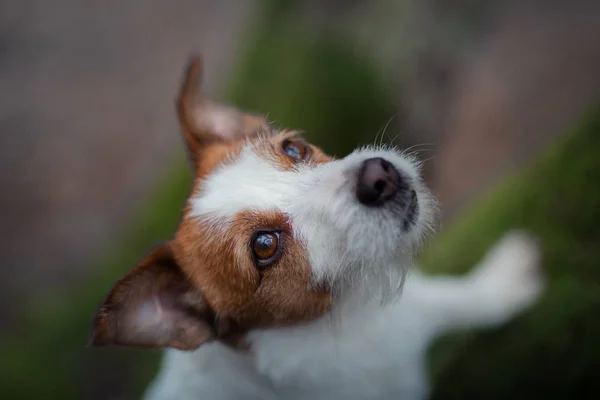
[177,56,270,163]
[91,243,218,350]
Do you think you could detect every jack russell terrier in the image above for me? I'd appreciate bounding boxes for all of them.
[91,56,544,400]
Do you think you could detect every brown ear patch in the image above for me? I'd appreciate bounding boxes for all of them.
[91,243,217,350]
[91,56,336,351]
[176,56,271,164]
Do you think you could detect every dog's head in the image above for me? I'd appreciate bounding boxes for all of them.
[91,57,434,351]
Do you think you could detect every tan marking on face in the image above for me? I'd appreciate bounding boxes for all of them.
[195,141,244,177]
[93,57,335,351]
[175,129,334,329]
[251,130,333,171]
[174,208,331,329]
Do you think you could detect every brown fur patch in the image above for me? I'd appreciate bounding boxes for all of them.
[174,208,331,329]
[252,130,333,171]
[175,58,334,332]
[176,56,271,165]
[174,128,334,332]
[91,243,217,350]
[92,57,334,351]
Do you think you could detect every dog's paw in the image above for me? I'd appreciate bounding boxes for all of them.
[470,230,545,322]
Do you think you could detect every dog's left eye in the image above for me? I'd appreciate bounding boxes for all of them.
[282,139,310,162]
[252,232,280,267]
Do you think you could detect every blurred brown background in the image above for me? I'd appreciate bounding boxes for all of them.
[1,0,599,398]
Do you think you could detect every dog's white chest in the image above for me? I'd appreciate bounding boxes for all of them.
[146,293,432,400]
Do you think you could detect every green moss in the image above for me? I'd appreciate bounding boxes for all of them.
[0,159,191,399]
[225,9,397,157]
[422,104,600,400]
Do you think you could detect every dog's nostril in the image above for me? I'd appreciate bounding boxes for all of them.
[380,159,390,172]
[356,157,401,206]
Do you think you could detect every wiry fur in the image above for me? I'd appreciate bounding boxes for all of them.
[92,57,545,400]
[145,138,543,400]
[146,233,543,400]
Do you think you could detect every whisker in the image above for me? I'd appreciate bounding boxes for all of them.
[380,116,396,147]
[372,115,396,147]
[404,149,437,159]
[384,132,401,147]
[373,119,389,147]
[403,142,437,153]
[372,129,382,148]
[420,155,436,164]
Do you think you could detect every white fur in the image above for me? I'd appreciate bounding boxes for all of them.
[191,144,434,302]
[149,144,544,400]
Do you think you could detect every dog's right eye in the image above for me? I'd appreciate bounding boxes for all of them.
[251,232,281,267]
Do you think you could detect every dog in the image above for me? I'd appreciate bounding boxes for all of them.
[90,56,545,400]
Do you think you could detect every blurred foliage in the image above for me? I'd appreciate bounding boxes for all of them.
[0,161,191,398]
[226,1,398,156]
[422,104,600,400]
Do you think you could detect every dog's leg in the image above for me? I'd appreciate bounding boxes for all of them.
[407,230,545,339]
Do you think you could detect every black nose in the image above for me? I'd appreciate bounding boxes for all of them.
[356,157,402,206]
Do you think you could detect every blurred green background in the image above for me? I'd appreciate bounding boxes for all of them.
[1,0,599,398]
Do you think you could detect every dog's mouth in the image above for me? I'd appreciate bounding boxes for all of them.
[402,190,419,232]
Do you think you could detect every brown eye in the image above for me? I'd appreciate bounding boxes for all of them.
[252,232,280,267]
[282,139,309,162]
